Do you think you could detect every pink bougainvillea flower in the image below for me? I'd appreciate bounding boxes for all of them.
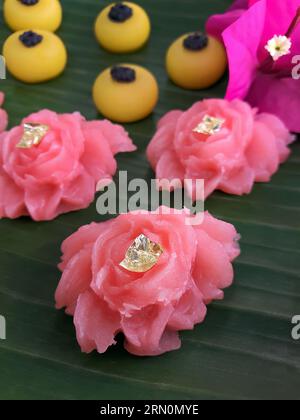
[206,0,300,132]
[55,207,240,356]
[147,98,294,200]
[0,110,136,221]
[0,92,8,133]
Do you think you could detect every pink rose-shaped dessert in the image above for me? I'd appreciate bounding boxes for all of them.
[55,207,240,356]
[0,92,8,133]
[147,99,294,200]
[0,110,136,221]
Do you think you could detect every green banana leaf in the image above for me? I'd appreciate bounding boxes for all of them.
[0,0,299,400]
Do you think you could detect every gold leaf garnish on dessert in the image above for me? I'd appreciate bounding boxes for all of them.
[193,115,225,136]
[120,234,164,273]
[17,123,49,149]
[265,35,292,61]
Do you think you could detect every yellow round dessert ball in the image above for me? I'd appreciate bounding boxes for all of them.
[93,64,159,123]
[95,2,151,53]
[166,32,227,90]
[4,0,62,32]
[3,30,67,84]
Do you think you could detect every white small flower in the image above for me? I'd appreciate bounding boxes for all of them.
[265,35,292,61]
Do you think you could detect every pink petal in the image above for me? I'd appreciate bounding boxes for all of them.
[193,230,235,304]
[157,110,183,130]
[0,169,26,219]
[24,182,63,221]
[0,132,25,218]
[168,281,207,330]
[246,120,282,181]
[55,247,93,315]
[0,110,7,133]
[122,304,181,356]
[230,0,251,9]
[184,156,223,200]
[206,9,245,42]
[58,169,95,214]
[96,120,136,154]
[81,121,117,180]
[246,72,300,133]
[219,162,256,195]
[125,329,181,357]
[74,290,120,354]
[224,1,267,100]
[255,113,295,158]
[155,150,185,185]
[147,112,181,168]
[199,211,241,261]
[59,220,113,270]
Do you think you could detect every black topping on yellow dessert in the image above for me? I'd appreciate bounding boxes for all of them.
[111,66,136,82]
[183,33,209,51]
[19,30,43,47]
[19,0,39,6]
[109,3,133,23]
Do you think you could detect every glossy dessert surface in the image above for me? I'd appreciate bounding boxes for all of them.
[95,2,151,53]
[93,64,159,123]
[166,33,227,90]
[3,30,67,83]
[4,0,62,32]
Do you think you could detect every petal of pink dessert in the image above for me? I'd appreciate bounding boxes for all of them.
[97,119,137,155]
[147,113,182,169]
[246,121,282,182]
[200,212,241,261]
[193,230,235,303]
[24,182,63,222]
[155,150,185,186]
[55,247,93,315]
[0,133,26,219]
[81,121,117,180]
[59,220,113,271]
[74,290,121,354]
[0,168,26,219]
[122,304,181,356]
[168,282,207,330]
[219,163,256,195]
